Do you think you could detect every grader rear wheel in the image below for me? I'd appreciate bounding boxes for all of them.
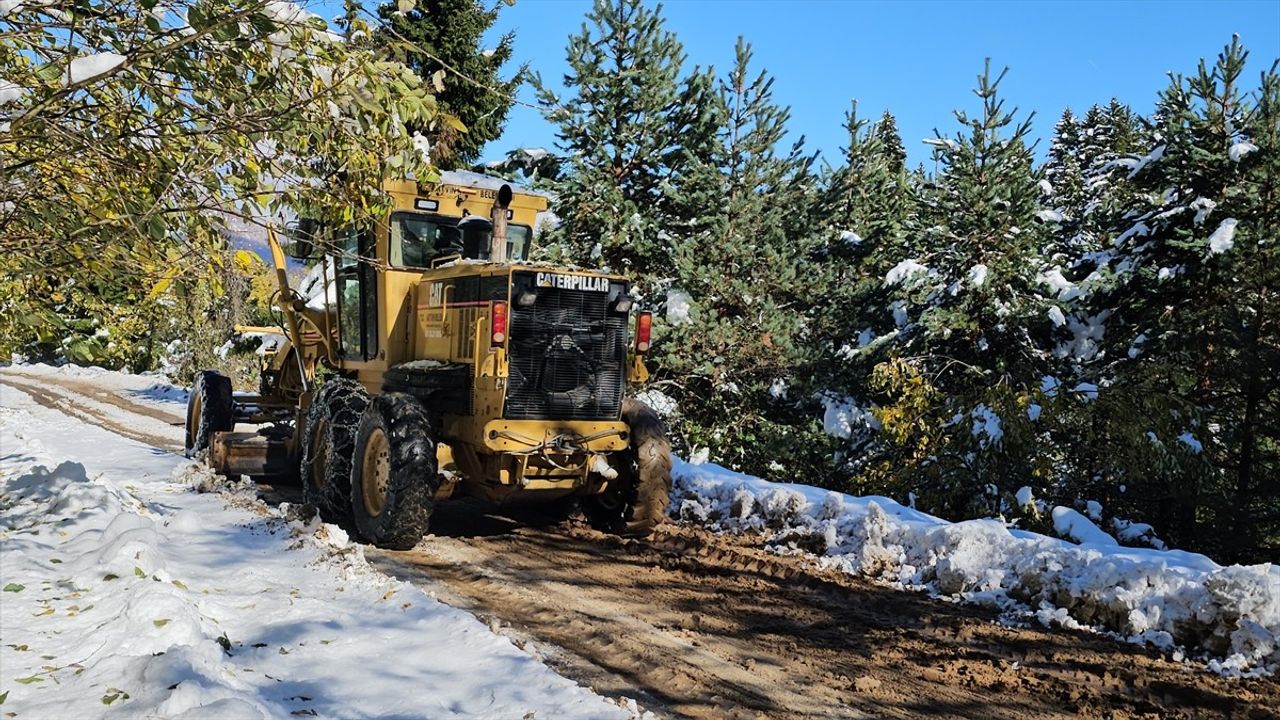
[300,379,368,527]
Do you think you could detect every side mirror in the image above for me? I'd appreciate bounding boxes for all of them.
[286,218,319,260]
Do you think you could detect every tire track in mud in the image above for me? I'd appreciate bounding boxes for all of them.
[7,370,1279,719]
[0,375,184,453]
[370,503,1279,720]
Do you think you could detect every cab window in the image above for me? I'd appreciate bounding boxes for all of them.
[389,211,531,267]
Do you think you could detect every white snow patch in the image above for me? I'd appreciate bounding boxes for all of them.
[970,404,1003,447]
[666,289,692,326]
[1191,197,1217,225]
[1036,209,1064,223]
[840,229,863,246]
[0,79,25,105]
[1229,141,1258,162]
[821,396,879,439]
[1047,306,1067,327]
[967,264,988,288]
[883,259,928,287]
[1208,218,1238,255]
[1052,506,1118,546]
[1015,486,1035,508]
[66,52,127,85]
[634,389,678,417]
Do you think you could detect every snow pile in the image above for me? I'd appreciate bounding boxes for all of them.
[670,459,1280,674]
[0,389,632,718]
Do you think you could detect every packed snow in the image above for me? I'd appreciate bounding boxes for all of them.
[0,376,635,719]
[670,459,1280,675]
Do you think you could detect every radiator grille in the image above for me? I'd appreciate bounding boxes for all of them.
[505,274,627,420]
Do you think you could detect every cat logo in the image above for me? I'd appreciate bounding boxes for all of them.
[427,282,446,306]
[535,272,609,292]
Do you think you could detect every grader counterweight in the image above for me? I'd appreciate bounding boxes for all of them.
[185,173,672,549]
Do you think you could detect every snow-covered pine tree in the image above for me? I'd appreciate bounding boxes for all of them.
[863,61,1052,518]
[530,0,718,287]
[653,38,827,475]
[376,0,521,168]
[1084,39,1280,560]
[808,103,918,486]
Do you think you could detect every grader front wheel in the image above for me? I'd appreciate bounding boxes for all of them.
[349,393,439,550]
[583,398,673,537]
[185,370,234,458]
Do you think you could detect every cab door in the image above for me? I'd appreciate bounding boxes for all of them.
[335,228,379,361]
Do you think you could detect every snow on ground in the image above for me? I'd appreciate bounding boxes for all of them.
[670,459,1280,676]
[0,384,632,719]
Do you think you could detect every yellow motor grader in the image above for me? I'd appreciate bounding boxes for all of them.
[185,173,672,549]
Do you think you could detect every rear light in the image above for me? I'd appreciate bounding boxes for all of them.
[635,312,652,354]
[491,301,508,346]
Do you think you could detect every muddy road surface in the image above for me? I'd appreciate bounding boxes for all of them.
[4,366,1277,720]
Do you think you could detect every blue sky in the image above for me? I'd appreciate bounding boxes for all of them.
[323,0,1280,168]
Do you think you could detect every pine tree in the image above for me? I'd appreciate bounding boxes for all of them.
[655,38,826,474]
[874,110,908,174]
[531,0,718,287]
[1084,39,1280,561]
[376,0,521,167]
[807,103,918,485]
[861,61,1052,518]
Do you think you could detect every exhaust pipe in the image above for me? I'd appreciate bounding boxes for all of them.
[490,183,514,263]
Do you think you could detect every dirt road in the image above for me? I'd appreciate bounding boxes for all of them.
[3,367,1277,720]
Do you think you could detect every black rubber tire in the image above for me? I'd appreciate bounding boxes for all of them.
[582,398,673,537]
[185,371,234,458]
[300,379,369,527]
[349,393,438,550]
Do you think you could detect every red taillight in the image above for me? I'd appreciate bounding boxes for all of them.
[491,301,508,346]
[635,312,652,354]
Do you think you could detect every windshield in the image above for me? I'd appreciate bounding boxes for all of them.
[389,212,531,267]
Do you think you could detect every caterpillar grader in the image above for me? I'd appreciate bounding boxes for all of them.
[184,172,672,549]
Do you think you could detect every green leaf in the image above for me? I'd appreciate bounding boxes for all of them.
[3,583,24,593]
[15,677,43,685]
[153,618,170,628]
[134,566,145,577]
[0,689,8,704]
[103,573,119,581]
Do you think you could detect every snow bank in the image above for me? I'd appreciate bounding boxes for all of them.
[0,389,632,718]
[670,459,1280,675]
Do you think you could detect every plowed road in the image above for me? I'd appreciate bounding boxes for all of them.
[2,367,1276,720]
